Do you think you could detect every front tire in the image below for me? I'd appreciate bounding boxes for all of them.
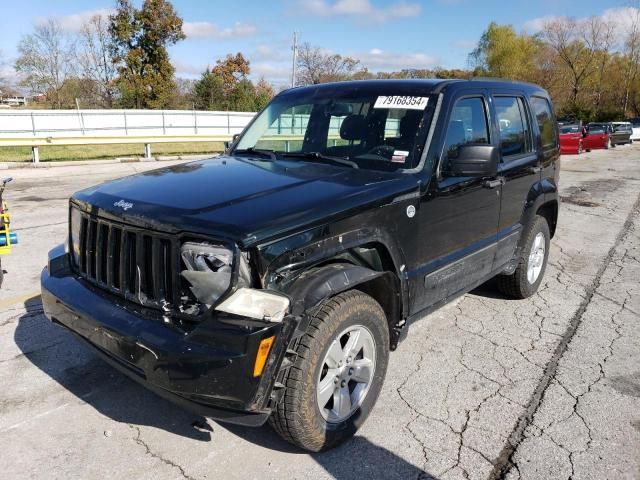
[270,290,389,451]
[497,215,550,299]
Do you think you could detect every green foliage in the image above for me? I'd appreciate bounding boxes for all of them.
[109,0,185,109]
[191,55,274,112]
[470,22,539,81]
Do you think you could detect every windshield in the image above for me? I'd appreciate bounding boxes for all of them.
[233,86,436,171]
[560,126,579,134]
[588,124,606,134]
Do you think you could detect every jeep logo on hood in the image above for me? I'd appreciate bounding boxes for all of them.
[113,199,133,211]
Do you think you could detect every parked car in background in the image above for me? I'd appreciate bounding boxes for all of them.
[611,121,633,145]
[559,124,584,154]
[583,122,613,151]
[626,117,640,141]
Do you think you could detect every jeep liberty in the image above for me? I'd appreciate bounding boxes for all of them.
[41,79,560,451]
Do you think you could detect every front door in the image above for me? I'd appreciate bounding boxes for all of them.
[409,93,501,313]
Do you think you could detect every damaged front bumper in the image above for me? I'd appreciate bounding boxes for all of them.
[41,245,294,427]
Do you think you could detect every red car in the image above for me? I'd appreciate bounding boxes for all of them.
[583,123,613,151]
[559,125,584,154]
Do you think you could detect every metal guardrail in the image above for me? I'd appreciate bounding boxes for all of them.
[0,109,256,162]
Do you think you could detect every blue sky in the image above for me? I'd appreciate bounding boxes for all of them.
[0,0,633,89]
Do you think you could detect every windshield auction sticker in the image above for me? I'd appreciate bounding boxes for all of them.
[374,96,429,110]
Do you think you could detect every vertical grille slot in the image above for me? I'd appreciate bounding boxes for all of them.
[87,220,98,279]
[126,231,137,295]
[111,227,122,289]
[97,223,109,284]
[71,208,177,310]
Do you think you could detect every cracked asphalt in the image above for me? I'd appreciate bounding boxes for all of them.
[1,148,639,480]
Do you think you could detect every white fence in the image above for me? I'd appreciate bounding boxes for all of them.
[0,109,255,140]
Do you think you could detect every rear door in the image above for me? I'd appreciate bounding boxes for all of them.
[490,92,540,268]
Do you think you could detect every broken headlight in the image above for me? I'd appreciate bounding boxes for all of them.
[179,241,251,315]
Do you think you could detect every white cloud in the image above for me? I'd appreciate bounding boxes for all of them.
[299,0,421,23]
[522,15,561,34]
[252,62,291,81]
[523,8,640,43]
[183,21,256,39]
[358,48,437,70]
[253,44,288,62]
[173,59,209,77]
[35,8,114,33]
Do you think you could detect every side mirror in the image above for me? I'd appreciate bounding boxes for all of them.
[445,144,499,177]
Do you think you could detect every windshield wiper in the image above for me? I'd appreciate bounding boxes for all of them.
[233,147,277,160]
[279,151,358,169]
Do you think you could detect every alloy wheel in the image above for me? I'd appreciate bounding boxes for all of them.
[316,325,377,423]
[527,232,546,284]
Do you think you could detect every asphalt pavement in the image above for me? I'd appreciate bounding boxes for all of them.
[1,148,639,480]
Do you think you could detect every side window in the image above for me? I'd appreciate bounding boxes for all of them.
[443,97,489,159]
[494,96,531,159]
[530,97,557,149]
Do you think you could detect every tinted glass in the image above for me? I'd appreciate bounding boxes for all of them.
[444,97,489,159]
[235,89,435,171]
[494,96,531,158]
[530,97,557,148]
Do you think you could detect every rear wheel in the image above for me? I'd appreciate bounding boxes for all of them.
[270,290,389,451]
[497,215,550,299]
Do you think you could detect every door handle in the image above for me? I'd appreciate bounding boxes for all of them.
[529,166,542,173]
[483,178,503,189]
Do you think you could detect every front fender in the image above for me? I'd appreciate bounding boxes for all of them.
[281,263,385,316]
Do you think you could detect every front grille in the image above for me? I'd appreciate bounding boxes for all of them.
[74,210,177,309]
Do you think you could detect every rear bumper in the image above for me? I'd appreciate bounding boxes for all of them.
[41,247,290,426]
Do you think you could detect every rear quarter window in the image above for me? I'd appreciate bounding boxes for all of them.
[530,97,558,149]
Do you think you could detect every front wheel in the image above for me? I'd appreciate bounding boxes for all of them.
[270,290,389,451]
[496,215,550,299]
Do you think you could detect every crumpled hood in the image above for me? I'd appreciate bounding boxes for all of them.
[72,156,414,245]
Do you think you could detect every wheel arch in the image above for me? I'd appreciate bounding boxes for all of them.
[281,262,403,350]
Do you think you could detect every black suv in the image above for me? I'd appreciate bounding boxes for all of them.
[42,79,560,451]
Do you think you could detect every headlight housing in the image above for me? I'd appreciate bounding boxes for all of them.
[179,241,251,315]
[216,288,289,323]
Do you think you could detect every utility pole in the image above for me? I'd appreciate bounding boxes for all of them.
[291,31,298,88]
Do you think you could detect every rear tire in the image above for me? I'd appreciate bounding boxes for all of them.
[269,290,389,451]
[496,216,550,299]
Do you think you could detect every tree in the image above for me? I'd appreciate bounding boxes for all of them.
[192,54,275,111]
[211,53,250,97]
[109,0,186,108]
[78,14,117,107]
[470,22,539,80]
[295,43,364,85]
[542,18,598,106]
[192,70,225,110]
[622,5,640,114]
[254,78,275,110]
[15,19,76,108]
